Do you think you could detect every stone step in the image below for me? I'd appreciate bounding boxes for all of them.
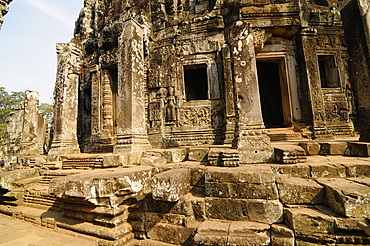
[194,220,271,246]
[268,129,303,141]
[128,239,177,246]
[62,157,104,169]
[42,161,62,170]
[24,191,61,209]
[276,176,324,205]
[317,178,370,217]
[273,145,307,164]
[208,148,240,167]
[285,206,370,245]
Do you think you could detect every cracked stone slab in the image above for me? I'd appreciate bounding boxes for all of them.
[317,178,370,217]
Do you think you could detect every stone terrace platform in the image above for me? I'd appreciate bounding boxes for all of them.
[1,140,370,245]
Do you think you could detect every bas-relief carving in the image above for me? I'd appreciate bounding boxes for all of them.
[165,87,177,125]
[178,107,212,127]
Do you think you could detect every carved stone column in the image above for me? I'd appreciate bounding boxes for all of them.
[101,69,115,141]
[48,41,81,160]
[299,29,332,139]
[113,19,151,154]
[90,69,100,138]
[229,21,273,163]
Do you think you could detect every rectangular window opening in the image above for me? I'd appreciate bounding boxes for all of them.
[184,64,208,101]
[318,55,340,88]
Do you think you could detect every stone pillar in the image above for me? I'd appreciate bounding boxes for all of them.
[229,21,273,163]
[20,91,42,155]
[90,69,101,137]
[222,45,236,144]
[48,42,81,160]
[357,0,370,141]
[358,0,370,52]
[101,69,115,140]
[113,19,151,155]
[299,29,332,139]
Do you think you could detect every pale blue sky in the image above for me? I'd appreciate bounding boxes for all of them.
[0,0,84,103]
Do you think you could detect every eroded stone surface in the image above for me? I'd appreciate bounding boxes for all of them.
[317,178,370,217]
[194,220,270,246]
[284,207,335,234]
[151,169,191,202]
[49,166,153,207]
[277,177,324,204]
[205,197,283,224]
[271,224,294,246]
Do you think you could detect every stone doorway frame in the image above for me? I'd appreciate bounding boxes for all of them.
[256,52,293,128]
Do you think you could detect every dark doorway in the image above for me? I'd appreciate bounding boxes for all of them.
[257,62,285,128]
[109,67,118,134]
[184,64,208,101]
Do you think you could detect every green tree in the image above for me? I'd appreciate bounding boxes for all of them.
[0,87,25,145]
[0,87,24,124]
[39,103,54,124]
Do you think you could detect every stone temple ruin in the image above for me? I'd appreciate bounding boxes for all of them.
[1,91,48,165]
[2,0,370,245]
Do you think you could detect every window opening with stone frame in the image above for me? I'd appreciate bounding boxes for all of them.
[184,64,208,101]
[318,55,341,88]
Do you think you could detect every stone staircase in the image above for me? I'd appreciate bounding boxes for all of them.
[0,141,369,245]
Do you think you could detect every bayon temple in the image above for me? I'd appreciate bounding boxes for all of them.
[1,0,370,245]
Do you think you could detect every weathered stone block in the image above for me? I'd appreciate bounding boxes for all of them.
[348,142,370,157]
[340,160,370,177]
[151,169,191,202]
[49,166,153,207]
[319,142,348,155]
[140,156,167,167]
[274,145,307,164]
[194,220,229,245]
[228,221,271,246]
[166,162,205,187]
[299,142,320,156]
[317,178,370,217]
[161,149,187,163]
[147,223,195,245]
[205,181,279,200]
[284,207,335,234]
[0,168,40,190]
[276,177,324,204]
[308,162,346,179]
[187,148,209,162]
[102,155,121,167]
[271,224,294,246]
[205,165,275,184]
[205,197,283,224]
[269,164,311,178]
[208,148,240,167]
[194,220,270,246]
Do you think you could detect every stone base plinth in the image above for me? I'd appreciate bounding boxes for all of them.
[48,142,80,161]
[234,135,273,164]
[114,135,151,154]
